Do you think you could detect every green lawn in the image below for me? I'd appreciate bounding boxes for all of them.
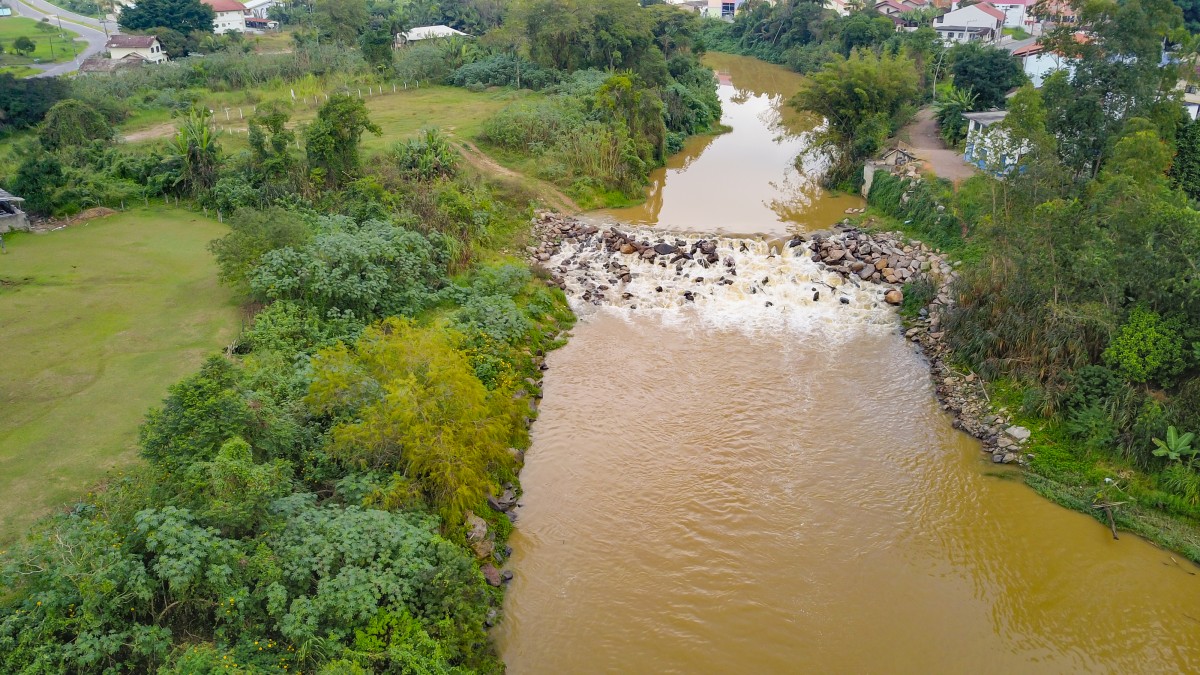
[0,209,240,542]
[0,16,84,66]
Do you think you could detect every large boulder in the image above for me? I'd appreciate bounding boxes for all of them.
[884,289,904,305]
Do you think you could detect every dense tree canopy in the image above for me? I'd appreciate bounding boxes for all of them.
[118,0,214,34]
[949,42,1025,110]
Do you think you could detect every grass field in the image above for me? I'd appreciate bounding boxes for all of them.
[121,85,537,154]
[0,209,240,542]
[0,16,84,67]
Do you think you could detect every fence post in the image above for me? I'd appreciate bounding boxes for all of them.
[239,107,243,119]
[224,108,230,121]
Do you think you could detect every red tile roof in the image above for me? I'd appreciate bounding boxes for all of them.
[202,0,247,12]
[975,3,1007,21]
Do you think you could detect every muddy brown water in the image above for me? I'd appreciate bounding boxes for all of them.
[596,53,864,236]
[495,55,1200,672]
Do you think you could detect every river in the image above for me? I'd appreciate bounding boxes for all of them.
[495,53,1200,673]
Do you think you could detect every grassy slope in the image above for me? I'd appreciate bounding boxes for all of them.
[0,209,239,542]
[0,16,84,71]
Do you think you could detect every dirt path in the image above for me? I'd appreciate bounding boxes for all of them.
[121,122,179,143]
[900,107,977,183]
[454,140,580,214]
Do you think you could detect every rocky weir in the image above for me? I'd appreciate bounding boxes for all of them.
[526,211,1033,464]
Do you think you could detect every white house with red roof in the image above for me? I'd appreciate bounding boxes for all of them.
[203,0,248,33]
[933,3,1005,43]
[105,34,168,63]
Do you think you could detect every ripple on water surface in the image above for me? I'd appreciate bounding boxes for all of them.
[496,310,1200,673]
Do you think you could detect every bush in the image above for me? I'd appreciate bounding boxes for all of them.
[1062,365,1125,413]
[479,98,586,153]
[389,128,459,181]
[209,206,313,290]
[451,54,557,90]
[249,218,448,317]
[1103,306,1186,386]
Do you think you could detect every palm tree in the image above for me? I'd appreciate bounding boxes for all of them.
[168,109,221,197]
[933,86,977,145]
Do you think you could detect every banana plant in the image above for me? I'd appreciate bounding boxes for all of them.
[1152,425,1198,467]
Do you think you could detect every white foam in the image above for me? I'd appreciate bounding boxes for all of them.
[549,230,901,340]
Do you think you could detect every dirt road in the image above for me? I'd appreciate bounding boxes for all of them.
[901,107,977,183]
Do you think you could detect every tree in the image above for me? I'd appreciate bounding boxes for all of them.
[1171,115,1200,200]
[358,23,395,74]
[149,26,189,59]
[118,0,214,34]
[165,109,220,197]
[12,36,35,56]
[933,86,977,144]
[949,42,1025,110]
[1040,0,1183,176]
[247,101,297,192]
[9,150,67,216]
[38,99,112,151]
[208,207,312,290]
[306,318,519,525]
[793,49,920,185]
[249,218,447,316]
[0,74,69,133]
[314,0,368,44]
[303,94,380,188]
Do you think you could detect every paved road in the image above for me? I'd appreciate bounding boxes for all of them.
[900,107,978,183]
[11,0,115,77]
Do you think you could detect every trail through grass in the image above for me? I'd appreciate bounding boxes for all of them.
[0,209,239,542]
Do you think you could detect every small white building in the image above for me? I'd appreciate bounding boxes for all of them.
[104,34,167,63]
[963,110,1029,175]
[202,0,248,34]
[933,3,1005,44]
[397,24,469,44]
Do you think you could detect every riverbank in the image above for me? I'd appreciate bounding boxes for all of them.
[855,204,1200,563]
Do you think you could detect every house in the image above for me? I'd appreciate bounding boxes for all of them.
[397,24,469,45]
[241,0,277,19]
[824,0,852,16]
[0,189,29,234]
[933,3,1005,44]
[104,34,167,63]
[990,0,1035,30]
[963,111,1029,175]
[80,52,149,73]
[880,143,918,167]
[202,0,248,34]
[1008,39,1073,87]
[701,0,747,19]
[874,0,912,25]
